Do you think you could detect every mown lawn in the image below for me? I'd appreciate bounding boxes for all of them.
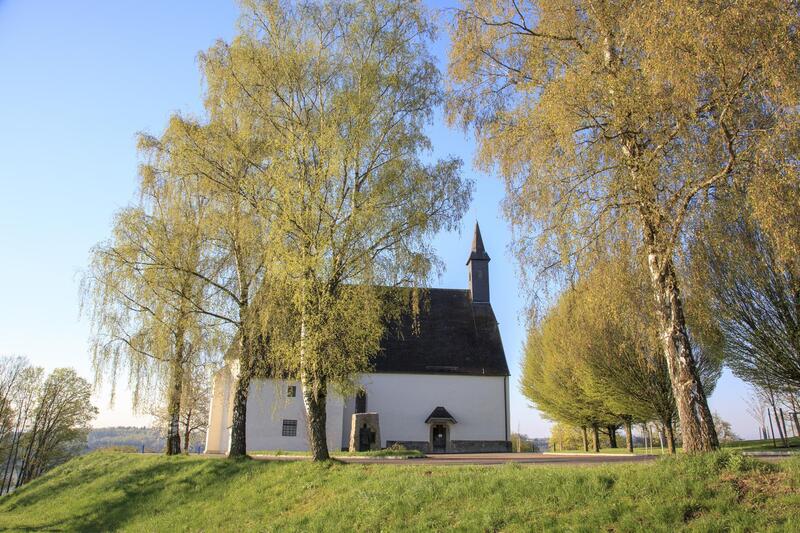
[1,451,799,532]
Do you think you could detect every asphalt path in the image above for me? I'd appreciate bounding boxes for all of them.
[247,452,659,466]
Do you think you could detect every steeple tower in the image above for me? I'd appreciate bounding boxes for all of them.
[466,222,491,303]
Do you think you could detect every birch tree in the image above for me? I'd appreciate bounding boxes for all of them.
[448,0,800,451]
[138,111,275,458]
[570,255,721,453]
[522,250,722,453]
[83,172,217,455]
[150,361,213,453]
[202,0,471,460]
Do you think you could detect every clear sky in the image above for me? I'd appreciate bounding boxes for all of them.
[0,0,759,438]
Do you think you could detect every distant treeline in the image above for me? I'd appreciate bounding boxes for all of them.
[87,427,205,454]
[87,427,163,453]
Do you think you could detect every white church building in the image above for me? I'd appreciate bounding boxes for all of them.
[205,223,511,454]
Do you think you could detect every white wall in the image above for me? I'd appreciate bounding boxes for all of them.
[204,366,233,453]
[244,380,344,452]
[358,373,508,446]
[340,392,356,450]
[205,368,508,453]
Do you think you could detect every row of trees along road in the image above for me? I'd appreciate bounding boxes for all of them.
[521,251,723,453]
[0,357,96,494]
[447,0,800,452]
[82,0,471,460]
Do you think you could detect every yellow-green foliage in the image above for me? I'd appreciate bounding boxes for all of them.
[522,254,722,431]
[86,0,473,458]
[81,167,220,408]
[448,0,800,451]
[687,188,800,391]
[195,0,472,396]
[1,452,799,531]
[448,0,800,283]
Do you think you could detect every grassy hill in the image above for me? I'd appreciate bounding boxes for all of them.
[1,451,799,532]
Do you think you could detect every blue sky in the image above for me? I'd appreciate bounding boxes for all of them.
[0,0,759,438]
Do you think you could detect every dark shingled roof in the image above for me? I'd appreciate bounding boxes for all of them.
[425,406,457,423]
[373,288,509,377]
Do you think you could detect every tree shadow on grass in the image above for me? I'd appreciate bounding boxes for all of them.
[2,455,251,531]
[72,458,249,531]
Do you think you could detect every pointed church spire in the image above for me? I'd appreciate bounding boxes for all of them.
[467,222,491,264]
[466,221,490,303]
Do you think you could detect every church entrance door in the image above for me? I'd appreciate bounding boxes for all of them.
[432,424,447,453]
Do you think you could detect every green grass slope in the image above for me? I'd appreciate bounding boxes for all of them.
[1,451,799,532]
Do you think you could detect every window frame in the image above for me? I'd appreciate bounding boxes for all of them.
[282,419,298,437]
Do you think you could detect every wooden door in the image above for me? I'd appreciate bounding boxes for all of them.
[432,425,446,453]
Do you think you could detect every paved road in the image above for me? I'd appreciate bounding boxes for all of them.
[248,452,658,466]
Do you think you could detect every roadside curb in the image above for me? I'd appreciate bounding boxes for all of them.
[343,455,425,461]
[541,452,651,458]
[248,453,425,461]
[742,451,799,457]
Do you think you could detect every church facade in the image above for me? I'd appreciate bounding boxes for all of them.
[204,223,511,454]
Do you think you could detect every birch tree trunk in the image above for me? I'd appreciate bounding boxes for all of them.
[228,328,252,458]
[165,333,184,455]
[646,242,719,452]
[299,313,330,461]
[301,368,329,461]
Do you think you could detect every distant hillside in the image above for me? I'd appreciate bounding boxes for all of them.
[1,451,798,531]
[88,427,165,453]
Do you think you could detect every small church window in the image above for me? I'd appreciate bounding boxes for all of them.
[287,385,297,398]
[282,419,297,437]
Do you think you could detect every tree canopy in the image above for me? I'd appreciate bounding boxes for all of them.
[210,0,471,460]
[448,0,800,451]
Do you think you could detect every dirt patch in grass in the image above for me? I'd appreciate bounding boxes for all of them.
[721,470,797,506]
